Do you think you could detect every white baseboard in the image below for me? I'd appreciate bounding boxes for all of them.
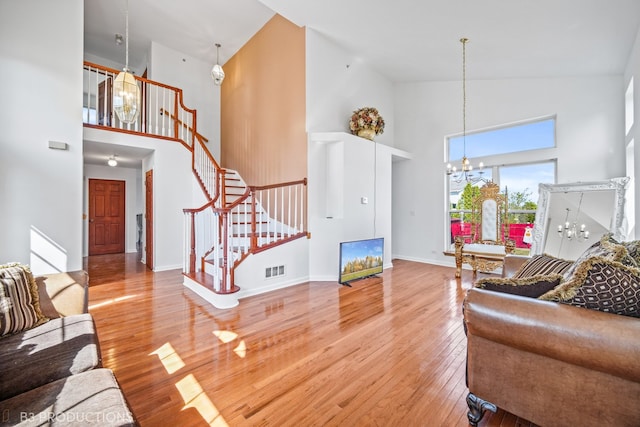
[153,263,183,272]
[183,275,239,309]
[236,275,311,300]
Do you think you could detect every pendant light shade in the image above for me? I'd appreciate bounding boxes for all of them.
[114,70,140,123]
[211,43,225,86]
[113,0,140,124]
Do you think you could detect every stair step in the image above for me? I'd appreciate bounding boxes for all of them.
[184,271,240,294]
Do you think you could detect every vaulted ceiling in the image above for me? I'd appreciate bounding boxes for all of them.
[83,0,640,167]
[85,0,640,83]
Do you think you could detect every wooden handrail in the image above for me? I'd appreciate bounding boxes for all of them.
[183,200,214,214]
[249,178,308,192]
[84,60,309,295]
[160,107,208,143]
[84,61,185,92]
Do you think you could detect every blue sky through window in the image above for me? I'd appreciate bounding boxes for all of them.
[448,118,556,202]
[449,118,555,161]
[500,162,555,203]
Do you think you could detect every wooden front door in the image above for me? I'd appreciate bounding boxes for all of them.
[145,170,154,270]
[89,179,125,255]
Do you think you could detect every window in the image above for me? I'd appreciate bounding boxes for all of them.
[448,118,555,161]
[446,118,556,255]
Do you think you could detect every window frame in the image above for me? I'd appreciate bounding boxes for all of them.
[444,116,558,254]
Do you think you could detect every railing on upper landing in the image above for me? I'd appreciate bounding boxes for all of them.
[83,61,196,150]
[82,61,226,208]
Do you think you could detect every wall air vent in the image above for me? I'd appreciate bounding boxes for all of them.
[265,265,285,279]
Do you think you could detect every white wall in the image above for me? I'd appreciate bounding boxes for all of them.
[83,129,193,271]
[149,42,221,161]
[392,75,626,266]
[625,26,640,239]
[305,28,400,281]
[235,237,309,298]
[307,132,407,280]
[0,0,84,274]
[306,29,395,147]
[83,164,142,255]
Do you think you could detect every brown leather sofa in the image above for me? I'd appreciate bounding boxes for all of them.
[463,285,640,426]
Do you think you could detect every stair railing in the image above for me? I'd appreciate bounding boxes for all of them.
[84,61,308,295]
[248,179,308,253]
[182,178,307,294]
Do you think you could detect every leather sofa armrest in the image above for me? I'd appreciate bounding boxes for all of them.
[501,254,530,277]
[464,288,640,383]
[34,271,88,318]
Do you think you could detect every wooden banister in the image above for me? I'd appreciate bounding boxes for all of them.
[160,107,208,143]
[85,60,308,297]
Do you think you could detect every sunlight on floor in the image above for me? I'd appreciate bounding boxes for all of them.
[149,342,186,375]
[213,330,238,343]
[88,294,138,310]
[233,340,246,358]
[176,374,229,427]
[213,330,246,358]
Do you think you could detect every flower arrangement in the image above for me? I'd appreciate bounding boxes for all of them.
[349,107,385,137]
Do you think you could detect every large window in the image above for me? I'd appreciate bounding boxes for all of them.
[447,118,556,255]
[448,118,555,161]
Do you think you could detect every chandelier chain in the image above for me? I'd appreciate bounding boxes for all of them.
[461,37,468,155]
[125,0,129,70]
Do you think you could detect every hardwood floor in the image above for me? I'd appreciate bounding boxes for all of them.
[86,253,535,426]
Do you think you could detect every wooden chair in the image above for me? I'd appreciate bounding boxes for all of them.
[454,181,515,278]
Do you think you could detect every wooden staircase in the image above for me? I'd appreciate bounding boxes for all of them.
[183,136,308,303]
[82,61,307,307]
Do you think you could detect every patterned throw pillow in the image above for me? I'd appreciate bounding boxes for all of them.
[539,256,640,318]
[475,274,563,298]
[621,240,640,266]
[0,263,48,336]
[512,254,573,279]
[561,234,632,280]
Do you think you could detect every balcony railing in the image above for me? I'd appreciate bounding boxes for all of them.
[83,61,196,149]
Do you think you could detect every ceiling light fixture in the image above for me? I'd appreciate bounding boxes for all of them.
[211,43,225,86]
[113,0,140,124]
[108,155,118,167]
[447,38,485,184]
[557,193,589,241]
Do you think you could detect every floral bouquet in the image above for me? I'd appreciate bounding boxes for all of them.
[349,107,385,138]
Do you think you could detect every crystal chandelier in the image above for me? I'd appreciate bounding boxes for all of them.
[557,193,589,241]
[211,43,225,85]
[113,0,140,124]
[446,38,485,184]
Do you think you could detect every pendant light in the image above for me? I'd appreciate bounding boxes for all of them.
[108,155,118,167]
[113,0,140,124]
[446,38,485,184]
[211,43,225,86]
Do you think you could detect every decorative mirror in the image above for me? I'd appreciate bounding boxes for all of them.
[530,177,629,260]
